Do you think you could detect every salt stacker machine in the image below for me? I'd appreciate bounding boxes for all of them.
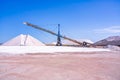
[23,22,91,47]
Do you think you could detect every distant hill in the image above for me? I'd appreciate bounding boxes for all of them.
[0,43,3,45]
[94,36,120,46]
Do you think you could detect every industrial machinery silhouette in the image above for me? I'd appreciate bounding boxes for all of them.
[56,24,62,46]
[23,22,90,46]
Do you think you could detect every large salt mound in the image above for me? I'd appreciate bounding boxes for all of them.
[2,34,45,46]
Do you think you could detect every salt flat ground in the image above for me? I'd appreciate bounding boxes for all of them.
[0,51,120,80]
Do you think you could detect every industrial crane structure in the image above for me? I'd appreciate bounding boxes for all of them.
[56,24,62,46]
[23,22,90,46]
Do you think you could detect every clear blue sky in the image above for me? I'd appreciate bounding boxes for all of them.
[1,0,120,43]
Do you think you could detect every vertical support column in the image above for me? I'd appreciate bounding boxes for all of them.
[56,24,62,46]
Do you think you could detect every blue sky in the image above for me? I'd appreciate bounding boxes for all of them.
[0,0,120,43]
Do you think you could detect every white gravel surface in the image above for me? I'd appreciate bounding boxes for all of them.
[0,46,110,54]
